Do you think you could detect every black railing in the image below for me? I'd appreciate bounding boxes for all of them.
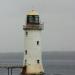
[23,24,44,30]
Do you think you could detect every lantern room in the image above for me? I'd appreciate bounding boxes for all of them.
[27,10,39,24]
[23,10,43,30]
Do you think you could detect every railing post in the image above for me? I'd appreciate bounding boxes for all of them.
[8,67,9,75]
[11,68,12,75]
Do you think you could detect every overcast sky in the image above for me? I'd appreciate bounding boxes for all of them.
[0,0,74,52]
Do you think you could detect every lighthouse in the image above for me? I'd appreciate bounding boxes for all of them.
[21,10,44,75]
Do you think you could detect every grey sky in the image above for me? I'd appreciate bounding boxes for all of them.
[0,0,74,52]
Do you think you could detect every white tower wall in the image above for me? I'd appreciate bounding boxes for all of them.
[23,30,44,74]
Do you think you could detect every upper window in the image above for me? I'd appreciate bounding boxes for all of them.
[35,16,39,24]
[29,16,33,23]
[26,31,28,36]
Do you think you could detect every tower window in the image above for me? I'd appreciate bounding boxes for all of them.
[37,41,39,45]
[26,31,28,36]
[37,60,40,64]
[25,50,27,55]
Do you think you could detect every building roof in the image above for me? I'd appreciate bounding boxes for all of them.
[27,10,39,15]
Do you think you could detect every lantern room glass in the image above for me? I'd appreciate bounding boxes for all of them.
[27,15,39,24]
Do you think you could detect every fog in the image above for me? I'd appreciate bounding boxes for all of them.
[0,0,74,52]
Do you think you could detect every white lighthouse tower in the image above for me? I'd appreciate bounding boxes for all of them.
[21,10,44,75]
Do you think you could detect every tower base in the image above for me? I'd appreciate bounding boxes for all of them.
[21,73,44,75]
[21,66,44,75]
